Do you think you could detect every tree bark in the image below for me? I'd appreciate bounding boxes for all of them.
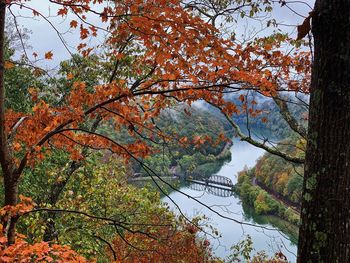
[297,1,350,262]
[3,178,19,245]
[42,117,101,241]
[42,161,80,242]
[0,2,8,173]
[0,1,19,246]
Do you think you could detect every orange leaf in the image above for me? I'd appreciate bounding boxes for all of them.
[67,73,74,80]
[45,51,53,60]
[70,20,78,28]
[57,8,68,16]
[80,25,89,39]
[4,61,14,69]
[13,142,21,151]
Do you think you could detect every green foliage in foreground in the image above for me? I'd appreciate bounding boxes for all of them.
[16,158,217,261]
[227,235,289,263]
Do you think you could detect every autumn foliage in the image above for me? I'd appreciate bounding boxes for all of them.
[0,231,87,263]
[111,221,217,263]
[4,0,311,167]
[0,0,312,260]
[0,198,87,262]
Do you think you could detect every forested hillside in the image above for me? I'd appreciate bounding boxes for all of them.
[203,93,308,141]
[131,106,233,177]
[255,136,305,204]
[235,135,305,225]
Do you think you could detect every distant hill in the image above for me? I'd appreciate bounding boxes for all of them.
[196,93,308,141]
[130,104,233,177]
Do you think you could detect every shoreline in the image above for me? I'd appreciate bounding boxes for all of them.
[235,170,300,226]
[253,177,300,215]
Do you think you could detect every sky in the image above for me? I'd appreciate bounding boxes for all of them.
[8,0,105,69]
[7,0,315,70]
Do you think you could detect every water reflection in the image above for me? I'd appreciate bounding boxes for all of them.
[189,183,234,198]
[162,140,298,262]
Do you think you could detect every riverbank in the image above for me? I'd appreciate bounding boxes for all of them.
[168,140,233,178]
[162,140,297,260]
[253,178,300,214]
[235,168,300,226]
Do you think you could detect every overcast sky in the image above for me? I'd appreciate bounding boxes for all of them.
[7,0,315,69]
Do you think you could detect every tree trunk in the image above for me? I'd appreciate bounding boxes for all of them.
[0,2,19,246]
[4,177,19,245]
[42,118,101,241]
[42,162,80,242]
[297,1,350,262]
[0,2,7,171]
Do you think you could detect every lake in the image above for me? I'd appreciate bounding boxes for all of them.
[161,139,298,261]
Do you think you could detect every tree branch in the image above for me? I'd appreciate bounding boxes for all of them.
[209,102,305,164]
[272,94,308,139]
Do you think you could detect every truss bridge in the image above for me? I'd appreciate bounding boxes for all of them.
[205,175,233,187]
[186,174,235,197]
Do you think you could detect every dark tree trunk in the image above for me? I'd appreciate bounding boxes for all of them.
[0,1,19,246]
[3,177,19,245]
[42,161,80,242]
[297,1,350,262]
[42,118,101,241]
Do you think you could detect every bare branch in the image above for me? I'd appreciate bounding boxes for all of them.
[208,102,305,164]
[8,116,27,142]
[272,95,308,139]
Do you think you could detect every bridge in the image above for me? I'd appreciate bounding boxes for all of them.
[187,174,234,187]
[130,171,236,197]
[205,175,234,187]
[186,174,235,197]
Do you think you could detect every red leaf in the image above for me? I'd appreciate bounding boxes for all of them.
[57,8,68,16]
[70,20,78,28]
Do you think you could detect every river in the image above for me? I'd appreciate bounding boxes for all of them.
[161,140,298,261]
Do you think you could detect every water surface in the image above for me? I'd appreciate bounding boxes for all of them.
[162,140,298,261]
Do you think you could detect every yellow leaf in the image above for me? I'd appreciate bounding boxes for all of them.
[13,142,21,151]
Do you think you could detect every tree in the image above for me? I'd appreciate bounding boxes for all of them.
[187,0,310,165]
[0,0,235,245]
[0,0,315,260]
[111,219,218,263]
[297,1,350,261]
